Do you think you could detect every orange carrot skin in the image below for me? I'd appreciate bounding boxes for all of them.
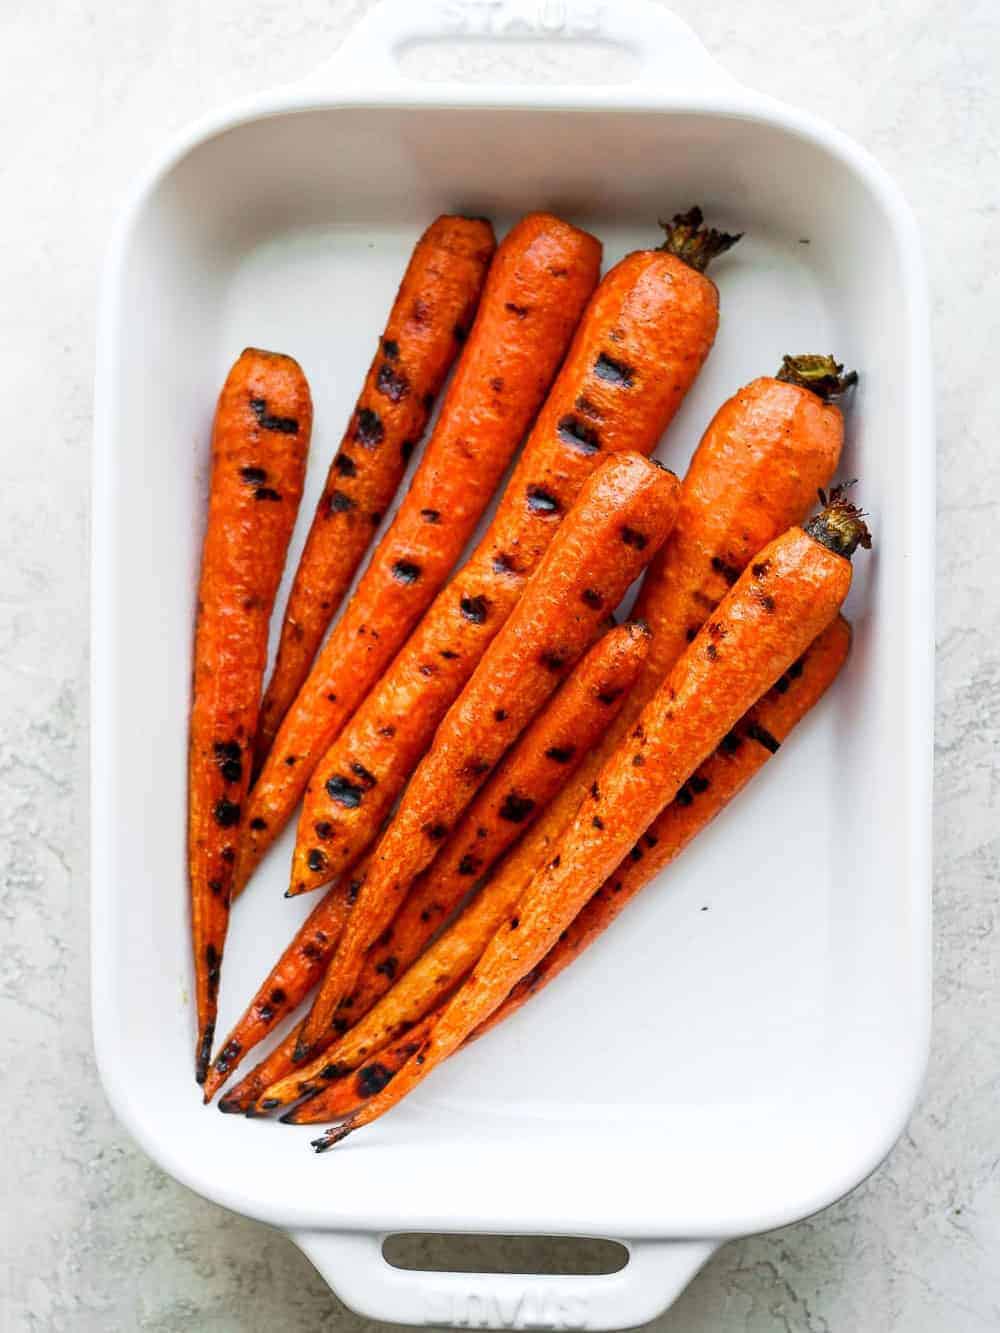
[317,516,859,1141]
[254,218,496,771]
[474,615,852,1040]
[350,623,650,1018]
[189,349,312,1082]
[212,625,647,1105]
[297,454,680,1055]
[235,215,602,892]
[290,246,721,895]
[281,1010,441,1124]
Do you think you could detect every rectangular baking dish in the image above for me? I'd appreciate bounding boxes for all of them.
[92,1,933,1325]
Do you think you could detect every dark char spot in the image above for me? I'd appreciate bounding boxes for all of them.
[752,559,771,579]
[493,553,516,575]
[581,588,604,609]
[250,397,299,434]
[527,486,559,514]
[421,508,441,524]
[592,815,605,830]
[351,761,377,789]
[284,754,298,766]
[499,792,535,823]
[254,487,282,502]
[747,723,781,754]
[504,302,529,318]
[382,338,399,360]
[220,846,236,864]
[540,648,568,671]
[494,709,507,722]
[706,643,718,660]
[392,559,421,584]
[557,414,601,454]
[685,626,699,643]
[690,775,710,794]
[424,822,449,841]
[314,820,333,840]
[575,394,603,419]
[621,526,648,550]
[208,878,223,895]
[460,595,490,624]
[325,776,364,808]
[307,849,327,874]
[249,816,267,831]
[354,407,384,447]
[239,465,267,484]
[545,745,575,764]
[458,854,481,876]
[594,352,634,387]
[597,687,624,705]
[720,731,743,755]
[213,798,241,828]
[334,452,357,477]
[374,956,398,980]
[328,489,355,514]
[377,363,409,402]
[213,740,243,784]
[357,1062,394,1097]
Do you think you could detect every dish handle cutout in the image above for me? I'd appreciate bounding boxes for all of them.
[293,1229,720,1329]
[305,0,743,99]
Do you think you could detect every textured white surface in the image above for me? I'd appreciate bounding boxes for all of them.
[1,0,996,1329]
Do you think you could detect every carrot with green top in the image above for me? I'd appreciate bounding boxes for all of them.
[254,216,496,770]
[188,349,312,1083]
[311,491,870,1146]
[296,453,681,1059]
[235,213,602,893]
[289,208,737,896]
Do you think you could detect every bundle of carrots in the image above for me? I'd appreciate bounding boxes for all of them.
[186,206,869,1147]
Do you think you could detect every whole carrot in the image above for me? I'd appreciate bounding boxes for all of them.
[290,208,737,896]
[312,492,871,1145]
[473,615,852,1039]
[477,354,855,908]
[280,616,850,1120]
[189,349,312,1083]
[207,623,646,1104]
[296,453,680,1057]
[254,217,496,770]
[235,214,602,893]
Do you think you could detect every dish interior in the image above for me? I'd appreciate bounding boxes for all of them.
[95,104,927,1234]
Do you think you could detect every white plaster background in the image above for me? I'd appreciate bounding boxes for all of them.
[1,0,997,1328]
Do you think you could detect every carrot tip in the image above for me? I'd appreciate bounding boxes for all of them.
[217,1098,242,1115]
[311,1120,354,1153]
[195,1024,215,1085]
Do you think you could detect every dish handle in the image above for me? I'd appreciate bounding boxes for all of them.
[292,1229,720,1329]
[311,0,741,100]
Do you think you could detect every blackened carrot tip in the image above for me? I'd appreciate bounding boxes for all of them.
[776,354,859,401]
[195,1024,214,1086]
[217,1098,242,1115]
[312,1119,354,1153]
[657,206,742,273]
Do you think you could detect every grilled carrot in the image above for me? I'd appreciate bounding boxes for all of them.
[473,614,852,1040]
[208,624,645,1104]
[253,217,496,771]
[311,492,871,1145]
[470,353,856,910]
[189,349,312,1083]
[235,214,602,893]
[351,622,650,1015]
[290,208,736,896]
[278,617,850,1118]
[296,453,680,1057]
[280,1010,441,1124]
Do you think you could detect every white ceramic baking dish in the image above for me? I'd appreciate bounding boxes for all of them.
[92,0,934,1325]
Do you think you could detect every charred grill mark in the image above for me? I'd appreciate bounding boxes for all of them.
[357,1062,394,1097]
[719,731,742,754]
[213,798,241,828]
[540,648,569,671]
[284,754,298,766]
[254,487,282,502]
[597,687,624,705]
[249,816,267,830]
[220,846,236,864]
[250,397,299,434]
[440,648,459,660]
[423,822,449,841]
[690,775,710,794]
[351,761,377,789]
[391,559,421,584]
[213,740,243,784]
[334,452,357,477]
[239,465,267,484]
[499,792,535,823]
[556,414,601,454]
[593,353,634,387]
[575,394,603,419]
[460,595,490,624]
[545,745,574,763]
[376,363,409,401]
[494,709,507,722]
[685,626,699,643]
[526,486,559,514]
[751,559,771,580]
[374,956,398,980]
[205,943,221,996]
[706,643,719,661]
[328,489,355,514]
[420,508,441,524]
[592,815,605,830]
[382,338,399,359]
[581,588,604,609]
[354,407,384,448]
[458,853,482,876]
[747,722,781,754]
[307,848,327,874]
[492,553,516,575]
[314,821,333,840]
[325,775,365,808]
[621,526,648,550]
